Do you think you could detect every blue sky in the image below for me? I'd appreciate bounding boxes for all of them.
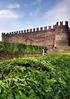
[0,0,70,40]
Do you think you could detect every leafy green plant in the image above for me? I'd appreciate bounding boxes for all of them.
[0,54,70,99]
[0,42,46,54]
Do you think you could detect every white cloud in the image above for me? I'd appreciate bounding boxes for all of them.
[43,0,70,25]
[0,9,20,19]
[8,4,20,9]
[0,9,21,41]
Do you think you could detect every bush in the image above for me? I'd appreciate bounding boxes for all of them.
[0,54,70,99]
[0,42,46,54]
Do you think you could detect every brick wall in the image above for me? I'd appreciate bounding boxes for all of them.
[2,21,70,52]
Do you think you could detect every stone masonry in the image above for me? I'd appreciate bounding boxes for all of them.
[2,21,70,52]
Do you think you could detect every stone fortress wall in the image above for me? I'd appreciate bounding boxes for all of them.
[2,21,70,52]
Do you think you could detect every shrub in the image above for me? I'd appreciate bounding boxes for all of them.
[0,54,70,99]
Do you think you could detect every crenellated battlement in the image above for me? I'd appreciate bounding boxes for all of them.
[2,21,70,51]
[2,21,69,36]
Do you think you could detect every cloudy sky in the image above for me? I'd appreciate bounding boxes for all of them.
[0,0,70,40]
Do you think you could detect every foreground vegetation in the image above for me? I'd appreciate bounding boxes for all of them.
[0,42,46,54]
[0,54,70,99]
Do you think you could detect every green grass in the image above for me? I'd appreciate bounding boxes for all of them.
[0,54,70,99]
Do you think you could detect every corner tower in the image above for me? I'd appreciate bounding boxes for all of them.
[52,21,70,51]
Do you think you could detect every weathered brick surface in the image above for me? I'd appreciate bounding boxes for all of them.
[2,21,70,52]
